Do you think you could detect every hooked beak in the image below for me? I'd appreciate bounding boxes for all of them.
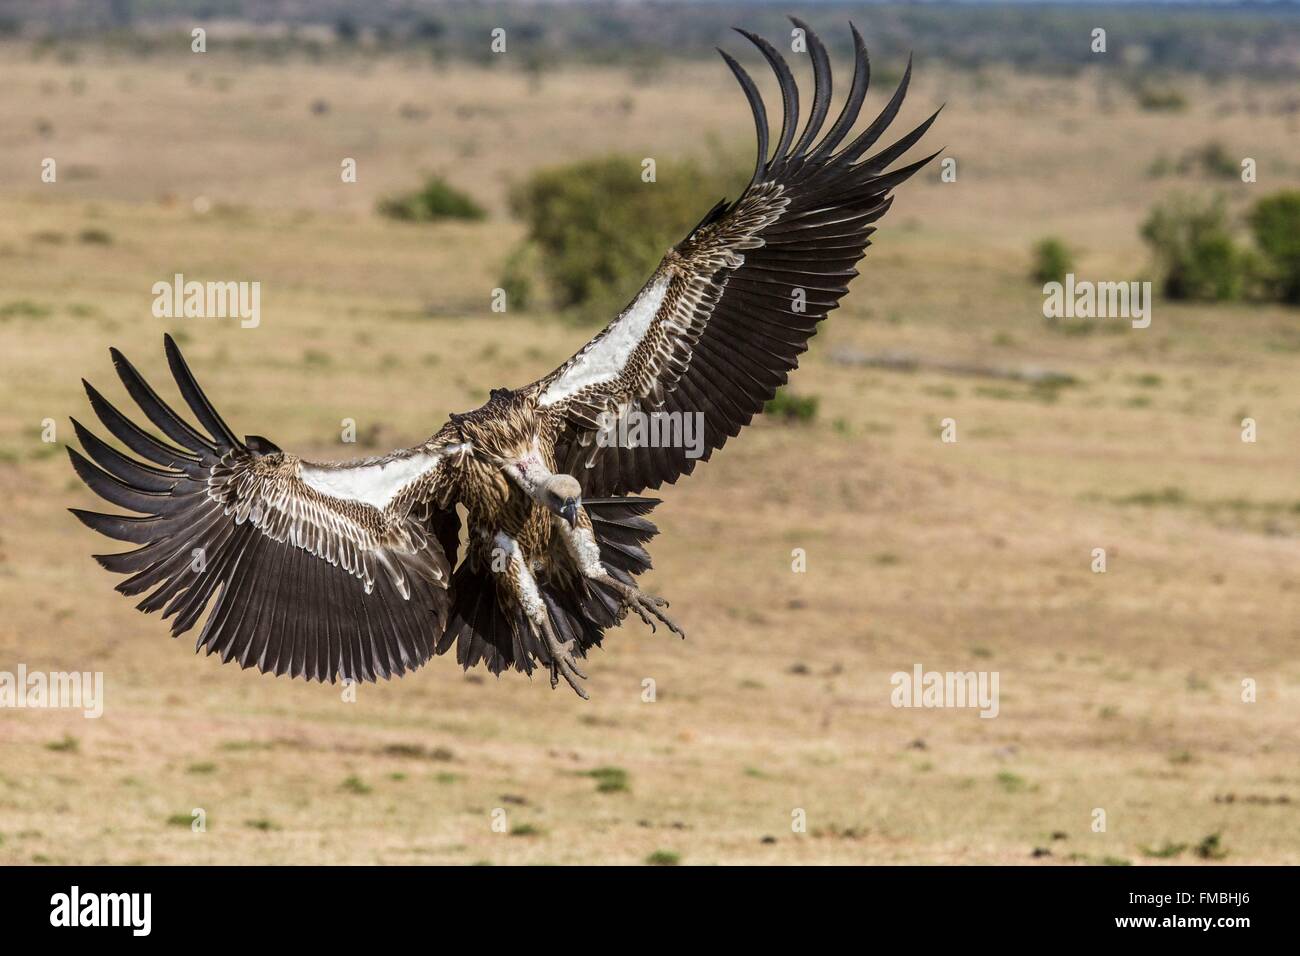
[560,497,580,528]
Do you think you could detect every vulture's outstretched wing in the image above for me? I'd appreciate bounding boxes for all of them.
[68,335,461,683]
[531,20,939,496]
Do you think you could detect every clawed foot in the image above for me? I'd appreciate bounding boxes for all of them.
[609,580,686,638]
[537,615,589,700]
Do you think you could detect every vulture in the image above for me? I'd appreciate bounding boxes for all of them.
[68,20,938,698]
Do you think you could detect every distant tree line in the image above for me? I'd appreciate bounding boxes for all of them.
[12,2,1300,79]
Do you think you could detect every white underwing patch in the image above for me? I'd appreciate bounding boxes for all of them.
[539,275,671,406]
[300,450,447,510]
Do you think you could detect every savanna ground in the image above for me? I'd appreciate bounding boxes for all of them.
[1,38,1298,865]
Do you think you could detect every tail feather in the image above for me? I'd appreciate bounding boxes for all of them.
[436,497,661,677]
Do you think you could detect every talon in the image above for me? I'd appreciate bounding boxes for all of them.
[537,614,589,699]
[611,580,683,638]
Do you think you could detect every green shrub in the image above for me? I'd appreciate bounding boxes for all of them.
[506,153,745,318]
[585,766,629,793]
[1188,140,1239,180]
[377,175,486,222]
[1134,83,1188,112]
[1248,191,1300,304]
[1031,237,1073,284]
[1140,195,1243,301]
[0,300,53,320]
[497,241,540,312]
[1195,832,1228,860]
[1151,143,1243,181]
[339,775,372,795]
[1140,841,1188,859]
[764,388,818,424]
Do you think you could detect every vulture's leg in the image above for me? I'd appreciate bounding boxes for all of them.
[535,610,588,699]
[554,515,686,638]
[494,532,588,698]
[605,577,685,637]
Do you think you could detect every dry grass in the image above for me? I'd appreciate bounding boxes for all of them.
[1,45,1298,865]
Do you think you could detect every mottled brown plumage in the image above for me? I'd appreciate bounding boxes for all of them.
[68,20,935,696]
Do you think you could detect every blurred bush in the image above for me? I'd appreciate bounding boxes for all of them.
[1031,237,1073,285]
[1140,195,1243,301]
[377,175,485,223]
[764,388,819,424]
[1148,141,1241,180]
[1190,141,1240,180]
[504,153,745,318]
[498,241,540,313]
[1134,83,1188,112]
[1247,191,1300,304]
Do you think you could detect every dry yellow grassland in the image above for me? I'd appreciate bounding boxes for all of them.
[0,47,1297,864]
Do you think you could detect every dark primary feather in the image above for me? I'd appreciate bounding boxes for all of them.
[68,335,452,684]
[735,29,799,169]
[788,17,832,157]
[811,23,871,163]
[539,20,940,498]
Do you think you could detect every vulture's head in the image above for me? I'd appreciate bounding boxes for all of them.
[540,473,582,527]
